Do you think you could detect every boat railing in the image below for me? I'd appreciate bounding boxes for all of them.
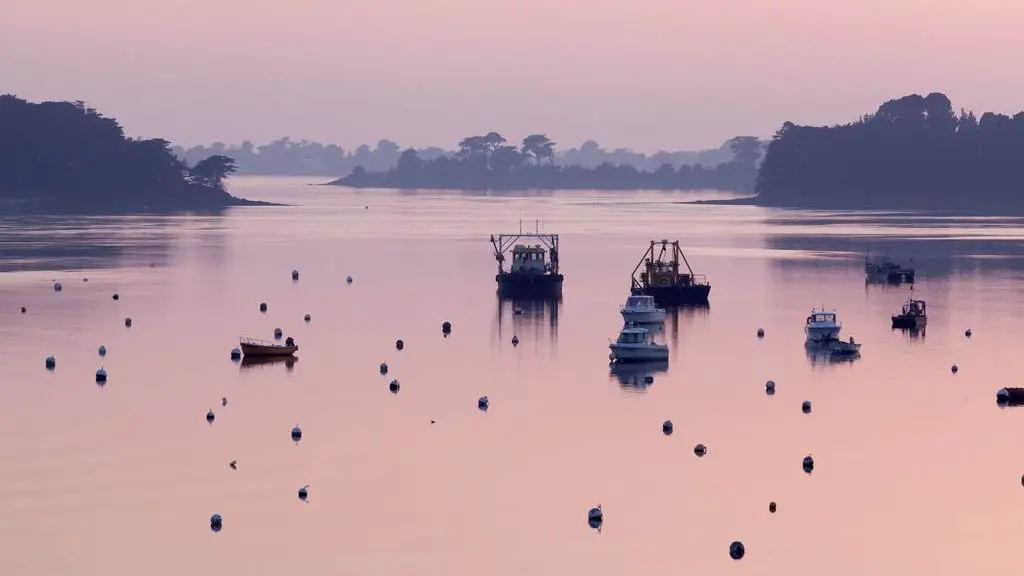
[240,337,284,347]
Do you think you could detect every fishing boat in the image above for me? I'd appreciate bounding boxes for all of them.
[490,224,562,299]
[620,294,666,324]
[865,251,915,283]
[805,308,842,344]
[239,336,298,357]
[609,326,669,363]
[891,298,927,329]
[630,240,710,306]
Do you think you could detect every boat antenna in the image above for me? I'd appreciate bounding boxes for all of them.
[535,219,539,234]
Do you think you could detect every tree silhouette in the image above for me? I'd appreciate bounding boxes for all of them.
[190,155,238,190]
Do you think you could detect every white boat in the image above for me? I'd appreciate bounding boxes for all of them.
[609,327,669,363]
[620,294,666,324]
[804,308,841,344]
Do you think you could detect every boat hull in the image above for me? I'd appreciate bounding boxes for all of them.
[891,315,926,329]
[240,343,298,357]
[631,283,710,306]
[805,326,841,343]
[497,273,563,299]
[609,344,669,363]
[621,309,666,324]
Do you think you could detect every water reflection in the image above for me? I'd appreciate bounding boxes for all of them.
[663,304,707,353]
[804,342,862,367]
[239,355,298,371]
[894,326,926,340]
[494,296,560,345]
[609,360,669,392]
[0,214,228,272]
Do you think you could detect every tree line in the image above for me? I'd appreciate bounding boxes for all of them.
[0,95,253,213]
[172,137,737,177]
[332,133,762,193]
[755,92,1024,211]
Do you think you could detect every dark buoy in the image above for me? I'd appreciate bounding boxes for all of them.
[389,379,400,393]
[997,387,1024,407]
[379,363,388,375]
[124,317,132,328]
[511,335,519,347]
[801,400,812,414]
[221,397,228,407]
[291,270,299,281]
[346,275,353,284]
[53,282,62,292]
[230,347,241,360]
[98,345,107,357]
[95,368,107,383]
[965,329,972,338]
[769,501,777,513]
[298,485,309,501]
[20,306,26,313]
[587,504,603,527]
[478,396,489,411]
[729,541,745,560]
[274,328,283,339]
[45,355,56,370]
[757,328,764,338]
[802,455,814,473]
[662,420,674,435]
[442,321,452,336]
[304,314,311,322]
[210,513,223,532]
[259,302,267,313]
[285,336,295,347]
[396,339,404,351]
[694,443,707,457]
[291,425,302,442]
[206,409,215,424]
[765,380,775,395]
[951,364,958,374]
[112,293,119,301]
[229,460,237,470]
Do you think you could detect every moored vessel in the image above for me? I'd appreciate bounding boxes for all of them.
[490,225,562,299]
[609,326,669,363]
[630,240,710,306]
[865,250,915,283]
[620,294,666,325]
[805,308,842,344]
[891,297,927,329]
[239,336,298,357]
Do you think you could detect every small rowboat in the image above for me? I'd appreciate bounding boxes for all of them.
[240,336,297,357]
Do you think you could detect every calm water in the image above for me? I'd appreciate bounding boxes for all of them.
[3,177,1024,575]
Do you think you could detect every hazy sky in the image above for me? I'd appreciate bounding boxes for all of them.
[3,0,1023,152]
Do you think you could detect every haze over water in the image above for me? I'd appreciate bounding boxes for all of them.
[3,177,1024,575]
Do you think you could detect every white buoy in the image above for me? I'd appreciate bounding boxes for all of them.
[98,345,107,357]
[206,409,215,424]
[291,425,302,442]
[45,355,56,370]
[95,367,107,383]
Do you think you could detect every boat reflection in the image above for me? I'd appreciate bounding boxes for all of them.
[893,325,926,340]
[662,303,708,353]
[240,355,298,370]
[494,296,560,346]
[609,360,668,392]
[804,341,861,367]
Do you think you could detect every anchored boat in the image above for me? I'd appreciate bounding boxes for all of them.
[239,336,298,357]
[891,297,927,329]
[609,326,669,363]
[620,294,666,325]
[865,250,915,284]
[805,308,842,344]
[490,226,562,299]
[630,240,710,306]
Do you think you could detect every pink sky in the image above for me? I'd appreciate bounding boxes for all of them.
[2,0,1023,151]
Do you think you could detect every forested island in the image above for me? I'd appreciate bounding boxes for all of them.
[750,92,1024,211]
[173,137,736,176]
[328,133,761,193]
[0,95,260,214]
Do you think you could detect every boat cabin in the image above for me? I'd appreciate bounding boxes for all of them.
[616,328,651,344]
[900,299,926,317]
[807,312,837,325]
[623,295,657,310]
[511,244,550,274]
